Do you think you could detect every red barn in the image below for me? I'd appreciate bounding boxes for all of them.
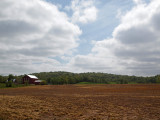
[22,75,38,84]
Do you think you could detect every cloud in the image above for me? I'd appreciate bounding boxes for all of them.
[67,0,98,24]
[1,0,160,76]
[0,0,81,75]
[69,0,160,76]
[133,0,144,4]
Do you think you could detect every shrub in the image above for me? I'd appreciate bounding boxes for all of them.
[40,80,47,85]
[6,81,12,87]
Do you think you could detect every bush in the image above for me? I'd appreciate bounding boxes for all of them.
[40,80,47,85]
[6,81,12,87]
[0,83,6,88]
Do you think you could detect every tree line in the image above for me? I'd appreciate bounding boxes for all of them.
[34,72,160,84]
[1,71,160,86]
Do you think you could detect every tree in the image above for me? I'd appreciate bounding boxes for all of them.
[8,74,14,81]
[0,75,3,83]
[156,75,160,83]
[6,74,14,87]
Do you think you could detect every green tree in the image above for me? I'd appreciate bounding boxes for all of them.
[6,74,14,87]
[156,75,160,83]
[0,75,3,83]
[8,74,14,81]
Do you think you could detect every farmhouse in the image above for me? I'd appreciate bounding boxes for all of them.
[22,74,38,84]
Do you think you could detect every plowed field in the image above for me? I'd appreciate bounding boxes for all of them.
[0,84,160,120]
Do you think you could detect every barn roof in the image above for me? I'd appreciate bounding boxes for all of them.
[27,75,38,79]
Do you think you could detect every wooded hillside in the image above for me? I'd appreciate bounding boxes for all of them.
[32,72,160,84]
[1,71,160,85]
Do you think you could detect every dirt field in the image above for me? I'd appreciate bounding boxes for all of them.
[0,84,160,120]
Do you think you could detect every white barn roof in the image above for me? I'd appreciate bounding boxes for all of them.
[27,75,38,79]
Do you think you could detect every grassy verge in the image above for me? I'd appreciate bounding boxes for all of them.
[77,82,106,84]
[128,82,137,84]
[0,83,6,88]
[108,82,117,84]
[77,82,119,84]
[0,83,27,89]
[77,82,138,84]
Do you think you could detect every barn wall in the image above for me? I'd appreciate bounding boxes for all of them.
[22,75,38,84]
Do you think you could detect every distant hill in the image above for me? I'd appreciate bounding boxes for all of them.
[1,71,160,85]
[30,71,159,85]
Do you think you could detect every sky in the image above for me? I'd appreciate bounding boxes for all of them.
[0,0,160,76]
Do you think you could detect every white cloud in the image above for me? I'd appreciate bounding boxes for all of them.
[69,0,160,76]
[68,0,98,24]
[1,0,160,76]
[133,0,144,4]
[0,0,81,75]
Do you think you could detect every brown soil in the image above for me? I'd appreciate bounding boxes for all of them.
[0,84,160,120]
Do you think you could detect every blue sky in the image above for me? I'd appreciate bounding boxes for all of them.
[0,0,160,76]
[51,0,135,55]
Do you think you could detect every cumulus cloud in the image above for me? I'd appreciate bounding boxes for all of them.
[67,0,98,24]
[69,0,160,76]
[133,0,144,4]
[0,0,81,75]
